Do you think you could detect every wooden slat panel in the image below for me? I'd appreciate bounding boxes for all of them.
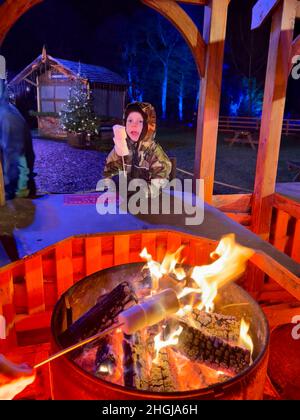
[84,236,102,276]
[0,270,16,349]
[167,232,182,253]
[55,240,74,298]
[291,219,300,262]
[141,232,157,260]
[25,256,45,315]
[15,311,52,332]
[114,234,130,266]
[273,209,290,251]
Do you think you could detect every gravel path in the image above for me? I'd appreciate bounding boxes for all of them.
[33,138,107,194]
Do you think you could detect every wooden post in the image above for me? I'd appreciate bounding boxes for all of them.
[193,0,230,203]
[0,157,5,206]
[252,0,298,239]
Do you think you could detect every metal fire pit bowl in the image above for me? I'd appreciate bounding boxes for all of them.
[50,263,269,400]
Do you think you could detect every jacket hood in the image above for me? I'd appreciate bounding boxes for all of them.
[124,102,156,146]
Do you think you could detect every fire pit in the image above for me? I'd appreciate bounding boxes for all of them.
[50,237,269,400]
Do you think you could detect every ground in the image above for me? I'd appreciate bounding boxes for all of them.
[33,128,300,195]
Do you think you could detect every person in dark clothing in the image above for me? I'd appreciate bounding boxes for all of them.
[0,80,36,200]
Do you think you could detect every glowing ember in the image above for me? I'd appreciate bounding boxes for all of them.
[153,325,183,364]
[238,318,254,359]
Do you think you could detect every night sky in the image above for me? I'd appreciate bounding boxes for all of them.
[1,0,299,116]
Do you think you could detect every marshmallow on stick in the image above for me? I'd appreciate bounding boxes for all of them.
[119,288,180,335]
[113,125,129,157]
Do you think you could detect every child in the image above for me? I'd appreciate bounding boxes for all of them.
[103,102,171,193]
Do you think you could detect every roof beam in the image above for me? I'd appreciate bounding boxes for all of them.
[176,0,208,4]
[0,0,43,45]
[142,0,206,77]
[251,0,281,29]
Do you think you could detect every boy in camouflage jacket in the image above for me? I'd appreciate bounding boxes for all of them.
[103,102,171,191]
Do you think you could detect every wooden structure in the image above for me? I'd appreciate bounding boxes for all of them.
[0,3,300,399]
[8,48,127,138]
[219,115,300,136]
[0,229,299,399]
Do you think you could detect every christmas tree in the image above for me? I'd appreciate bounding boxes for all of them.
[59,77,98,136]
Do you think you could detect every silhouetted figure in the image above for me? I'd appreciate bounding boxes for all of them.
[0,80,36,200]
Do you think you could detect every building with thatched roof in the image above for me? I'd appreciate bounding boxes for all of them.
[8,48,128,138]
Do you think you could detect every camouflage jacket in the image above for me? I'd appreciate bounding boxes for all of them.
[103,103,171,182]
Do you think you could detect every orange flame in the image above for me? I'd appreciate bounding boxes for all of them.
[153,325,183,365]
[191,234,254,312]
[238,318,254,359]
[140,246,185,290]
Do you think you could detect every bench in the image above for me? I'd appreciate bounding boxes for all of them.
[287,161,300,181]
[224,130,258,150]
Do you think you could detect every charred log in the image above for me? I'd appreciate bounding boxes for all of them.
[176,310,251,374]
[122,332,150,391]
[94,336,117,378]
[148,349,177,393]
[59,281,138,348]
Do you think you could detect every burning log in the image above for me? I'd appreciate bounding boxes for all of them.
[59,281,138,348]
[122,331,150,391]
[175,310,251,374]
[94,336,117,378]
[148,348,176,393]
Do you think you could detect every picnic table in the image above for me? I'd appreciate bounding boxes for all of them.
[287,161,300,181]
[224,130,258,150]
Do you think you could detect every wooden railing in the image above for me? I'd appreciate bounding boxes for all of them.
[270,193,300,263]
[219,116,300,136]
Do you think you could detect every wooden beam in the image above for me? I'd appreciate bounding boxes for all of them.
[262,302,300,328]
[212,193,252,212]
[0,0,43,46]
[252,0,298,239]
[193,0,230,203]
[251,250,300,301]
[176,0,208,4]
[291,34,300,73]
[251,0,281,30]
[141,0,206,77]
[273,193,300,220]
[0,157,5,206]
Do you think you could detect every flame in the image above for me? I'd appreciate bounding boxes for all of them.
[191,234,254,313]
[140,245,185,290]
[153,325,183,365]
[238,318,254,358]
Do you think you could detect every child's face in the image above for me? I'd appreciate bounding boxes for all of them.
[126,112,144,142]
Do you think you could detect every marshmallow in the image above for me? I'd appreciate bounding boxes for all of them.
[113,125,129,157]
[119,288,180,335]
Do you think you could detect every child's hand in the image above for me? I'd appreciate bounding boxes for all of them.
[0,355,36,400]
[113,125,128,157]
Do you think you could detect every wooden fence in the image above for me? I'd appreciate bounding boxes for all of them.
[219,116,300,136]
